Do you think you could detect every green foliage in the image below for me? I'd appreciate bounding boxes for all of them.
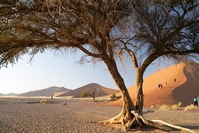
[80,90,89,97]
[110,94,121,101]
[110,94,116,101]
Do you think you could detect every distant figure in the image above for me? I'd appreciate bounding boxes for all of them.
[158,84,163,88]
[63,100,67,106]
[193,96,198,106]
[174,79,176,82]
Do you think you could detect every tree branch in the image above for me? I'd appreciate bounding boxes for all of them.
[77,45,103,58]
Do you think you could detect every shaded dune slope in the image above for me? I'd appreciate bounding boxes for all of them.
[109,63,199,107]
[172,63,199,105]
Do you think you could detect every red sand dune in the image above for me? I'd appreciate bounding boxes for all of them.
[110,63,199,107]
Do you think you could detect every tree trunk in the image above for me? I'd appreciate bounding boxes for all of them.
[102,57,135,125]
[135,68,144,115]
[92,91,96,102]
[100,57,195,132]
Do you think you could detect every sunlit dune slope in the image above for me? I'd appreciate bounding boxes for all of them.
[109,63,199,107]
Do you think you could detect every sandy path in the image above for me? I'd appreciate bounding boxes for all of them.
[0,98,199,133]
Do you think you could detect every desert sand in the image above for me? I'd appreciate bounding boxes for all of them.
[0,97,199,133]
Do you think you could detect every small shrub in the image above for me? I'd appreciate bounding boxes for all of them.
[110,94,121,101]
[0,99,3,102]
[184,104,196,111]
[177,102,182,107]
[110,94,116,101]
[159,104,170,110]
[171,102,182,110]
[171,104,179,110]
[40,99,47,104]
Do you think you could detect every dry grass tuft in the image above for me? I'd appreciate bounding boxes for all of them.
[171,102,182,110]
[150,105,155,108]
[177,102,182,107]
[159,104,170,110]
[184,104,196,111]
[171,104,179,110]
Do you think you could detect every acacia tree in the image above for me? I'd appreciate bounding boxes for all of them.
[0,0,199,132]
[127,0,199,113]
[80,89,99,102]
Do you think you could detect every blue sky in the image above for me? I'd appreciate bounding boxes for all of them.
[0,50,168,94]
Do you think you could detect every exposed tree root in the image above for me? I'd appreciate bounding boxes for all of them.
[99,112,123,124]
[131,111,195,133]
[99,110,195,133]
[131,111,172,132]
[151,120,196,133]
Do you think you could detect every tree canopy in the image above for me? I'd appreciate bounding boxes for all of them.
[0,0,199,66]
[0,0,129,66]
